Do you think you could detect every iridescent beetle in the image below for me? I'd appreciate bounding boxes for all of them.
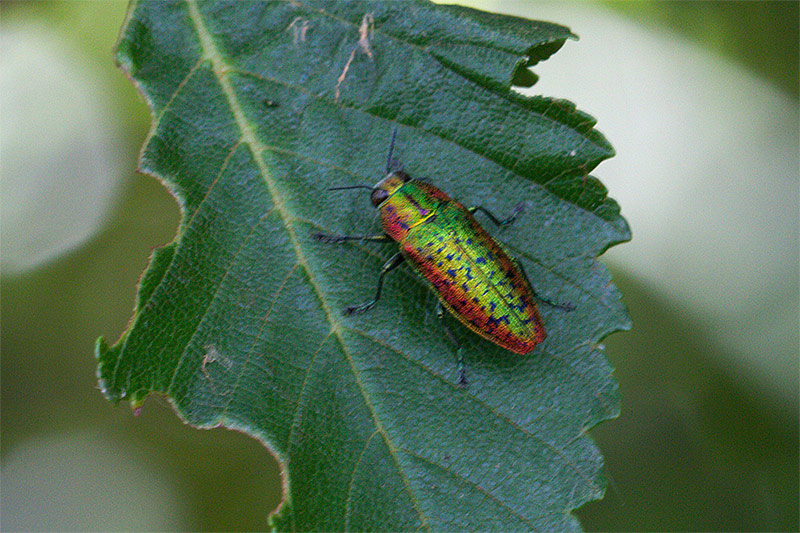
[313,130,569,385]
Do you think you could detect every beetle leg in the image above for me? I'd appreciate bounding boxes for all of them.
[312,232,392,244]
[512,257,575,311]
[343,252,404,315]
[436,301,469,388]
[468,203,525,227]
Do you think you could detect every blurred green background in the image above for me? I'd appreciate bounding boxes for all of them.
[2,1,797,530]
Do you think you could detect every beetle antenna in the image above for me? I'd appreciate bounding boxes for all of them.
[385,127,398,173]
[328,185,373,191]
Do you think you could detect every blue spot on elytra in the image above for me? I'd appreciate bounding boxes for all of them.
[436,247,444,253]
[475,256,487,265]
[446,253,454,260]
[466,238,473,245]
[487,314,510,327]
[447,269,457,278]
[489,301,497,312]
[461,282,469,291]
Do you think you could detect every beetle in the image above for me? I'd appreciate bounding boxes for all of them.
[313,131,568,385]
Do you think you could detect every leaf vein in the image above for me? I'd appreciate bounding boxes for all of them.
[343,327,601,493]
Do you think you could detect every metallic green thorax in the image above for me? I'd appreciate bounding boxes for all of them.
[374,171,545,353]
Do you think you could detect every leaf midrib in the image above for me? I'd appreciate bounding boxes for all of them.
[184,0,431,528]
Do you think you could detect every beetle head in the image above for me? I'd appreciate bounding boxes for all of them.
[370,170,410,207]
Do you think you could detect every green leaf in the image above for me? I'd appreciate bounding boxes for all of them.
[97,0,630,530]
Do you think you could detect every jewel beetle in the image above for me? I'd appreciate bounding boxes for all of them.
[313,131,568,385]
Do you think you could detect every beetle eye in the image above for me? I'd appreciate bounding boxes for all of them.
[370,188,389,206]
